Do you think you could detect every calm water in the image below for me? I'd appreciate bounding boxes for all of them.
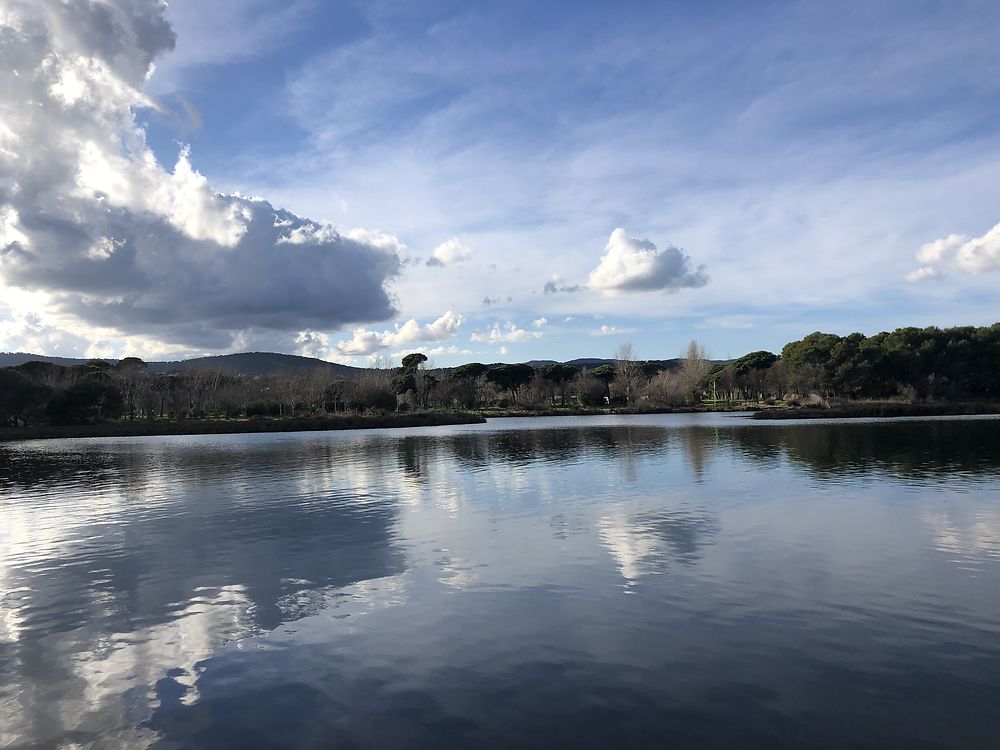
[2,414,1000,749]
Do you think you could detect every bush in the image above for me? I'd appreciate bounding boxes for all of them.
[246,401,281,418]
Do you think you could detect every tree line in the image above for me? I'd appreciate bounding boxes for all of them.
[1,323,998,428]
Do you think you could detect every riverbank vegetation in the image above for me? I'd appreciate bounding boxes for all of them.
[1,323,997,434]
[0,412,486,442]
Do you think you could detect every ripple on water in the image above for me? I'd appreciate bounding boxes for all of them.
[1,415,999,748]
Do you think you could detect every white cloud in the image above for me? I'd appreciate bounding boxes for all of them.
[335,311,463,355]
[294,330,330,358]
[427,237,472,266]
[916,234,967,264]
[388,345,471,358]
[904,266,940,283]
[344,227,407,256]
[532,317,548,328]
[586,228,708,295]
[908,222,1000,280]
[0,0,400,351]
[469,322,542,344]
[0,207,28,249]
[277,221,338,245]
[590,324,635,336]
[955,222,1000,274]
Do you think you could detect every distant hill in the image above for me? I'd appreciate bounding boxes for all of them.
[562,357,690,369]
[1,351,717,377]
[147,352,362,377]
[1,353,92,369]
[0,351,364,377]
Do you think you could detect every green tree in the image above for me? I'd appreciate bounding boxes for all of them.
[590,364,616,404]
[538,363,577,405]
[449,362,489,381]
[46,380,123,425]
[0,369,53,426]
[401,352,428,370]
[486,363,534,404]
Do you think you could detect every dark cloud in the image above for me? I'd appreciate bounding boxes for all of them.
[543,279,583,294]
[0,0,401,350]
[5,203,400,347]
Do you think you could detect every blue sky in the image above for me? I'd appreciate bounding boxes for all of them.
[2,0,999,364]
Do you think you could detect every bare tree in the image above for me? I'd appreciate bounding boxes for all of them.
[302,370,331,413]
[368,354,394,389]
[613,343,643,406]
[644,369,685,406]
[679,339,711,403]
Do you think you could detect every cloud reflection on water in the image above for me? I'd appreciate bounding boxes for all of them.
[0,415,998,747]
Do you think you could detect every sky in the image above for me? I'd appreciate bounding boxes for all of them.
[1,0,999,366]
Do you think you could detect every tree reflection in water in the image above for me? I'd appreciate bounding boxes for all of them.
[1,416,999,749]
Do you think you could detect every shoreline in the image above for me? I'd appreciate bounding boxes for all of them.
[0,412,486,443]
[752,402,1000,420]
[476,405,737,418]
[4,402,998,441]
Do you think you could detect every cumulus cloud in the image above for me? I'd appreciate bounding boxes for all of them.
[954,223,1000,273]
[294,330,330,359]
[908,223,1000,280]
[335,311,463,356]
[0,1,401,351]
[344,227,408,256]
[470,321,542,344]
[916,234,967,265]
[532,317,548,328]
[586,228,708,295]
[426,237,472,267]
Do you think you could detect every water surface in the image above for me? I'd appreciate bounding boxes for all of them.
[2,414,999,748]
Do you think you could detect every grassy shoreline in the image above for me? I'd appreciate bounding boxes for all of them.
[0,412,486,442]
[752,402,1000,420]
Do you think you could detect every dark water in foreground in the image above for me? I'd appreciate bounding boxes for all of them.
[2,414,1000,749]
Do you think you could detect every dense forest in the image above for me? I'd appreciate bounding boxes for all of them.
[1,323,998,428]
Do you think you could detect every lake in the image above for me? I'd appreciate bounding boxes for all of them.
[2,413,999,749]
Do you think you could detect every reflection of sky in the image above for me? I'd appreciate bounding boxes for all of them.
[922,507,1000,565]
[1,414,999,747]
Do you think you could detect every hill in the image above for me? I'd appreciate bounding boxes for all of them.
[1,351,715,377]
[0,351,363,377]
